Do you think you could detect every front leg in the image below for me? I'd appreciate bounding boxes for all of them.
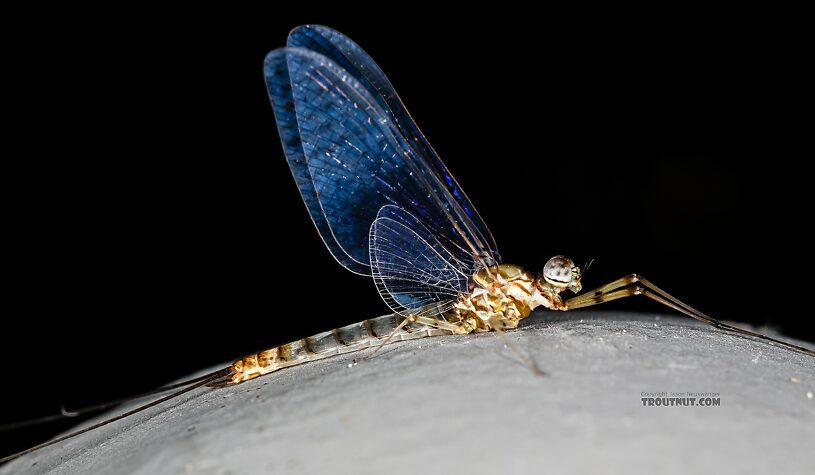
[562,274,815,357]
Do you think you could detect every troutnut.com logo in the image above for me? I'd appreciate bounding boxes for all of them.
[641,391,721,407]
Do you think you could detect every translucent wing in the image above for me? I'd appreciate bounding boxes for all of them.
[264,47,369,274]
[370,205,471,316]
[264,47,498,277]
[287,25,499,260]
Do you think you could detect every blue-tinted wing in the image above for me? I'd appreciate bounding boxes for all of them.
[264,46,369,274]
[264,46,496,276]
[287,25,499,260]
[370,205,470,316]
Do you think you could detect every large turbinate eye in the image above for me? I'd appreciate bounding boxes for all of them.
[542,255,576,289]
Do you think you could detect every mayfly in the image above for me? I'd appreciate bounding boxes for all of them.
[3,24,813,464]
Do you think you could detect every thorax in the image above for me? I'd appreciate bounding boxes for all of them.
[445,263,562,331]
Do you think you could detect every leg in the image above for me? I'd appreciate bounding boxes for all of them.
[363,314,416,360]
[488,315,545,376]
[412,315,474,334]
[420,314,544,375]
[364,314,475,360]
[564,274,815,357]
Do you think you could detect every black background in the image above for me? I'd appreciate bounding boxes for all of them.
[2,7,812,460]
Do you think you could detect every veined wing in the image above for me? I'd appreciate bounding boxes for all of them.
[370,205,471,316]
[287,25,499,262]
[264,46,497,276]
[264,49,368,273]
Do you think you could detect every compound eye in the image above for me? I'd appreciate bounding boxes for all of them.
[543,255,576,288]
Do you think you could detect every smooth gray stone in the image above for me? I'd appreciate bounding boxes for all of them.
[3,310,814,475]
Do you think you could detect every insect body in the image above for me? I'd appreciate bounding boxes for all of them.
[230,262,577,383]
[228,23,815,384]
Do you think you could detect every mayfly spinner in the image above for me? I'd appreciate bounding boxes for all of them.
[2,24,812,464]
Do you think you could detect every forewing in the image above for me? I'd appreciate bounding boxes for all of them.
[264,47,494,274]
[264,48,369,274]
[287,25,499,260]
[370,205,471,316]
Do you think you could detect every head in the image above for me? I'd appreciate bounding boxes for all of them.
[538,255,582,294]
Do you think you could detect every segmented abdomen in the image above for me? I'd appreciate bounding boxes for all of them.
[229,314,450,384]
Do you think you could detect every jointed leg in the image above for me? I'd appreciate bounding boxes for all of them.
[489,315,545,376]
[564,274,815,357]
[364,314,416,360]
[370,313,545,375]
[364,314,475,360]
[412,315,474,334]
